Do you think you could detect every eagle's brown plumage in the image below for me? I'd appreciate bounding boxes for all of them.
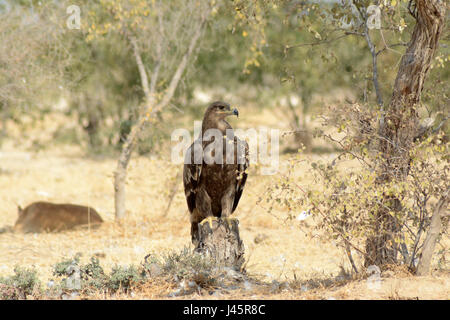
[183,101,249,244]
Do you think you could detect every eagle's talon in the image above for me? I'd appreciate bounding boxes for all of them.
[199,216,218,230]
[223,216,238,229]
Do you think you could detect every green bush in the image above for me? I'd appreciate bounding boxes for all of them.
[0,266,42,299]
[106,265,145,293]
[52,255,145,294]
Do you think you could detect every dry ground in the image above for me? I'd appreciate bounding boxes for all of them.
[0,107,448,300]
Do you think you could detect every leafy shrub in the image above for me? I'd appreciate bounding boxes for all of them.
[144,247,236,289]
[264,103,449,272]
[0,266,42,299]
[52,254,82,277]
[52,255,145,294]
[106,265,145,292]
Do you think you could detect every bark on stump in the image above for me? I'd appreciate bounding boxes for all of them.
[195,218,245,271]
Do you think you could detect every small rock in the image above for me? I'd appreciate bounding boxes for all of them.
[367,265,381,276]
[296,210,311,221]
[225,267,244,281]
[147,263,163,277]
[168,289,183,298]
[65,264,81,290]
[270,280,281,292]
[335,275,345,282]
[179,280,188,290]
[209,290,221,297]
[254,233,269,244]
[366,265,382,290]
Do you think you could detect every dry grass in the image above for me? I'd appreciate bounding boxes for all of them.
[0,107,448,300]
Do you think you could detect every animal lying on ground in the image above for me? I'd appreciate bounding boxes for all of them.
[12,201,103,233]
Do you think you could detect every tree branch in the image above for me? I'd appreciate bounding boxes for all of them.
[129,35,151,102]
[363,25,383,107]
[285,31,362,51]
[152,12,208,114]
[376,43,408,56]
[149,0,164,97]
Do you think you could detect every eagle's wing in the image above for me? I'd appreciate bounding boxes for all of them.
[232,137,249,212]
[183,139,203,213]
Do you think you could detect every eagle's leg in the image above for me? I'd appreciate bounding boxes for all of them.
[191,209,203,246]
[196,188,217,231]
[221,185,238,228]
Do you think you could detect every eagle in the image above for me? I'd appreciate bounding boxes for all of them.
[183,101,249,245]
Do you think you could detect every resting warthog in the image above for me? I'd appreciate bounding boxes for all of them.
[14,201,103,233]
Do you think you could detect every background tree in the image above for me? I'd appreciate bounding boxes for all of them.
[287,0,448,269]
[371,0,447,268]
[261,0,448,273]
[0,2,65,144]
[83,0,214,220]
[62,31,141,151]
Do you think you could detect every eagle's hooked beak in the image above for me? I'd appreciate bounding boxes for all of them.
[219,106,239,117]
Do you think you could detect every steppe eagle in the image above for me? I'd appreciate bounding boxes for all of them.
[183,101,249,245]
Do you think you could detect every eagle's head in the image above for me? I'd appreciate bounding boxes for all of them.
[204,101,239,121]
[202,101,239,134]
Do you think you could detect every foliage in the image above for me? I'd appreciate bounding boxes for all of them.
[52,254,82,277]
[0,266,42,299]
[145,247,218,286]
[0,2,66,134]
[106,264,145,292]
[144,246,253,291]
[52,255,146,294]
[265,101,449,271]
[48,249,226,296]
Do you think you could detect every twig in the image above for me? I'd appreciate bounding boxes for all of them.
[163,169,183,217]
[407,0,418,20]
[128,35,151,103]
[345,243,359,273]
[362,13,383,107]
[149,0,164,97]
[285,31,362,51]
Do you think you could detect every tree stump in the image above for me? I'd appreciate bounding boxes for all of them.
[195,218,245,271]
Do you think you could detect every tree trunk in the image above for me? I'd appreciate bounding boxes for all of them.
[114,117,147,220]
[416,191,449,275]
[365,0,446,266]
[196,218,245,271]
[85,109,101,148]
